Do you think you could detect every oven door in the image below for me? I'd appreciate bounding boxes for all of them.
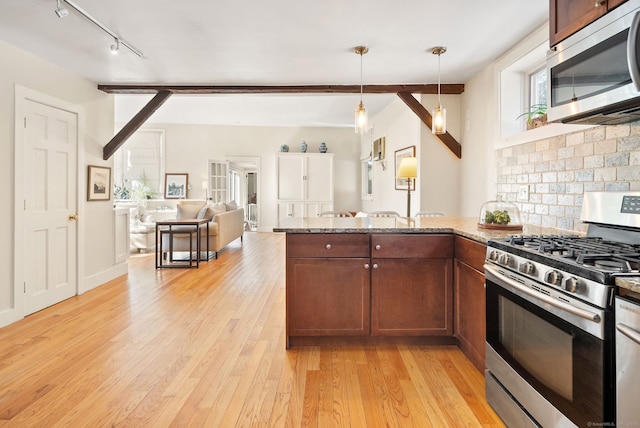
[485,264,614,428]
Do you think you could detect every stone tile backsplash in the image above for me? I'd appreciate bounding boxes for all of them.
[496,124,640,233]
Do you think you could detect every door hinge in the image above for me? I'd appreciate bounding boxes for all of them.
[24,200,27,210]
[24,117,27,128]
[24,282,26,293]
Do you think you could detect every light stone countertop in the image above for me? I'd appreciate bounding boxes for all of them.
[615,277,640,294]
[274,216,576,244]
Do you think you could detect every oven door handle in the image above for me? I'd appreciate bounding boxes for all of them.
[617,323,640,345]
[485,265,601,323]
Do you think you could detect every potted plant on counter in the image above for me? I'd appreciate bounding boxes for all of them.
[517,103,547,130]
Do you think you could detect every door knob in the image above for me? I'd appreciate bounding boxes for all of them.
[69,214,78,221]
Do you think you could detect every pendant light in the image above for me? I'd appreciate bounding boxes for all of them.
[432,46,447,135]
[354,46,369,134]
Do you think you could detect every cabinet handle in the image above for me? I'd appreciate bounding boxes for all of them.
[364,263,370,269]
[375,244,381,250]
[595,0,605,6]
[325,244,332,250]
[373,263,379,269]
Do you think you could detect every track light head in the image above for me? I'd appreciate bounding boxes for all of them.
[55,0,68,18]
[110,38,120,55]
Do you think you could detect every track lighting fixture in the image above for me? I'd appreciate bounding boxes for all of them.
[55,0,69,18]
[354,46,369,134]
[110,38,120,55]
[432,46,447,135]
[54,0,144,58]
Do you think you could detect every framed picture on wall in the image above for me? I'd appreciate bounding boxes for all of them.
[395,146,416,191]
[164,173,189,199]
[87,165,111,201]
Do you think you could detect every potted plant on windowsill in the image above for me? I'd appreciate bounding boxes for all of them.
[517,103,548,130]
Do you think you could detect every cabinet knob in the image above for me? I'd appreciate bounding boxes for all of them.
[373,263,379,269]
[364,263,370,269]
[595,0,605,6]
[375,244,381,250]
[325,244,332,250]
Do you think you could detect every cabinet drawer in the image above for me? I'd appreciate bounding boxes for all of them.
[287,233,369,258]
[371,234,453,259]
[454,236,486,272]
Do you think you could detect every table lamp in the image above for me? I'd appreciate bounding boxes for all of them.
[396,157,417,217]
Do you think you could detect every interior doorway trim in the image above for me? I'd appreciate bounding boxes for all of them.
[225,156,261,232]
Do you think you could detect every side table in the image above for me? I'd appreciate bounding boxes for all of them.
[155,218,209,269]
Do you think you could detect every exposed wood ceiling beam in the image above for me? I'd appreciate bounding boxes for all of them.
[397,91,462,159]
[103,90,172,160]
[100,84,465,160]
[98,84,464,95]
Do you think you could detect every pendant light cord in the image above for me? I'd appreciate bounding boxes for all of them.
[360,51,364,104]
[437,52,441,107]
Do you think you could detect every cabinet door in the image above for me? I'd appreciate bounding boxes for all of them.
[287,258,371,336]
[304,202,333,218]
[276,155,304,200]
[550,0,608,46]
[454,260,486,372]
[306,155,333,201]
[278,202,305,219]
[371,258,453,336]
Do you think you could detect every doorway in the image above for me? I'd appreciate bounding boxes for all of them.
[226,156,260,232]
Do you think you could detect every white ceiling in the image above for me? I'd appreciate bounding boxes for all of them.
[0,0,548,127]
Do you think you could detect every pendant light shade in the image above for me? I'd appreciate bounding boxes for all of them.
[354,46,369,134]
[432,46,447,135]
[355,101,367,133]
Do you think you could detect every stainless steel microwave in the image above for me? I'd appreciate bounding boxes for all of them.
[547,1,640,125]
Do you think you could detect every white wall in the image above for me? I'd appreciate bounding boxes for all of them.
[362,97,422,215]
[128,123,360,231]
[419,93,462,216]
[0,39,120,327]
[459,66,498,217]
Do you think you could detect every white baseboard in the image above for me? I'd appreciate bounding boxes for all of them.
[80,262,129,294]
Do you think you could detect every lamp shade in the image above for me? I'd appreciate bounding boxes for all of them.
[396,156,418,179]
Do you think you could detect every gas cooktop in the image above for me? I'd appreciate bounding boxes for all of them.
[488,235,640,284]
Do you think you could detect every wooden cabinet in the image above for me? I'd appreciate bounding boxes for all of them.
[371,234,453,336]
[549,0,628,46]
[454,236,487,372]
[277,153,333,219]
[285,232,455,345]
[286,234,370,340]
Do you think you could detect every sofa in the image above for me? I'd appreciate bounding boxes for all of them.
[160,201,244,260]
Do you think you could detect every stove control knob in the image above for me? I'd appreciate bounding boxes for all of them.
[545,270,563,286]
[563,277,581,293]
[488,250,500,261]
[518,261,536,275]
[498,254,511,267]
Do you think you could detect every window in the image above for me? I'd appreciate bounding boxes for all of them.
[361,158,373,200]
[529,67,547,108]
[113,130,165,200]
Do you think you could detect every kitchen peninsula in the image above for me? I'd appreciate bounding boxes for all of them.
[274,216,560,369]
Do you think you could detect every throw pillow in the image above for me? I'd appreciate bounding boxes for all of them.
[196,204,210,220]
[224,200,238,211]
[209,204,227,219]
[177,203,204,219]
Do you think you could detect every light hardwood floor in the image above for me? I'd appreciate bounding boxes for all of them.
[0,232,504,427]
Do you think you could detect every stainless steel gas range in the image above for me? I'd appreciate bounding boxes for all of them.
[484,191,640,427]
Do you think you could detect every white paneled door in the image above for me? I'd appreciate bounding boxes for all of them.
[23,100,78,315]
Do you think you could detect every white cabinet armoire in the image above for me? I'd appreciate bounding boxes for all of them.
[276,153,334,218]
